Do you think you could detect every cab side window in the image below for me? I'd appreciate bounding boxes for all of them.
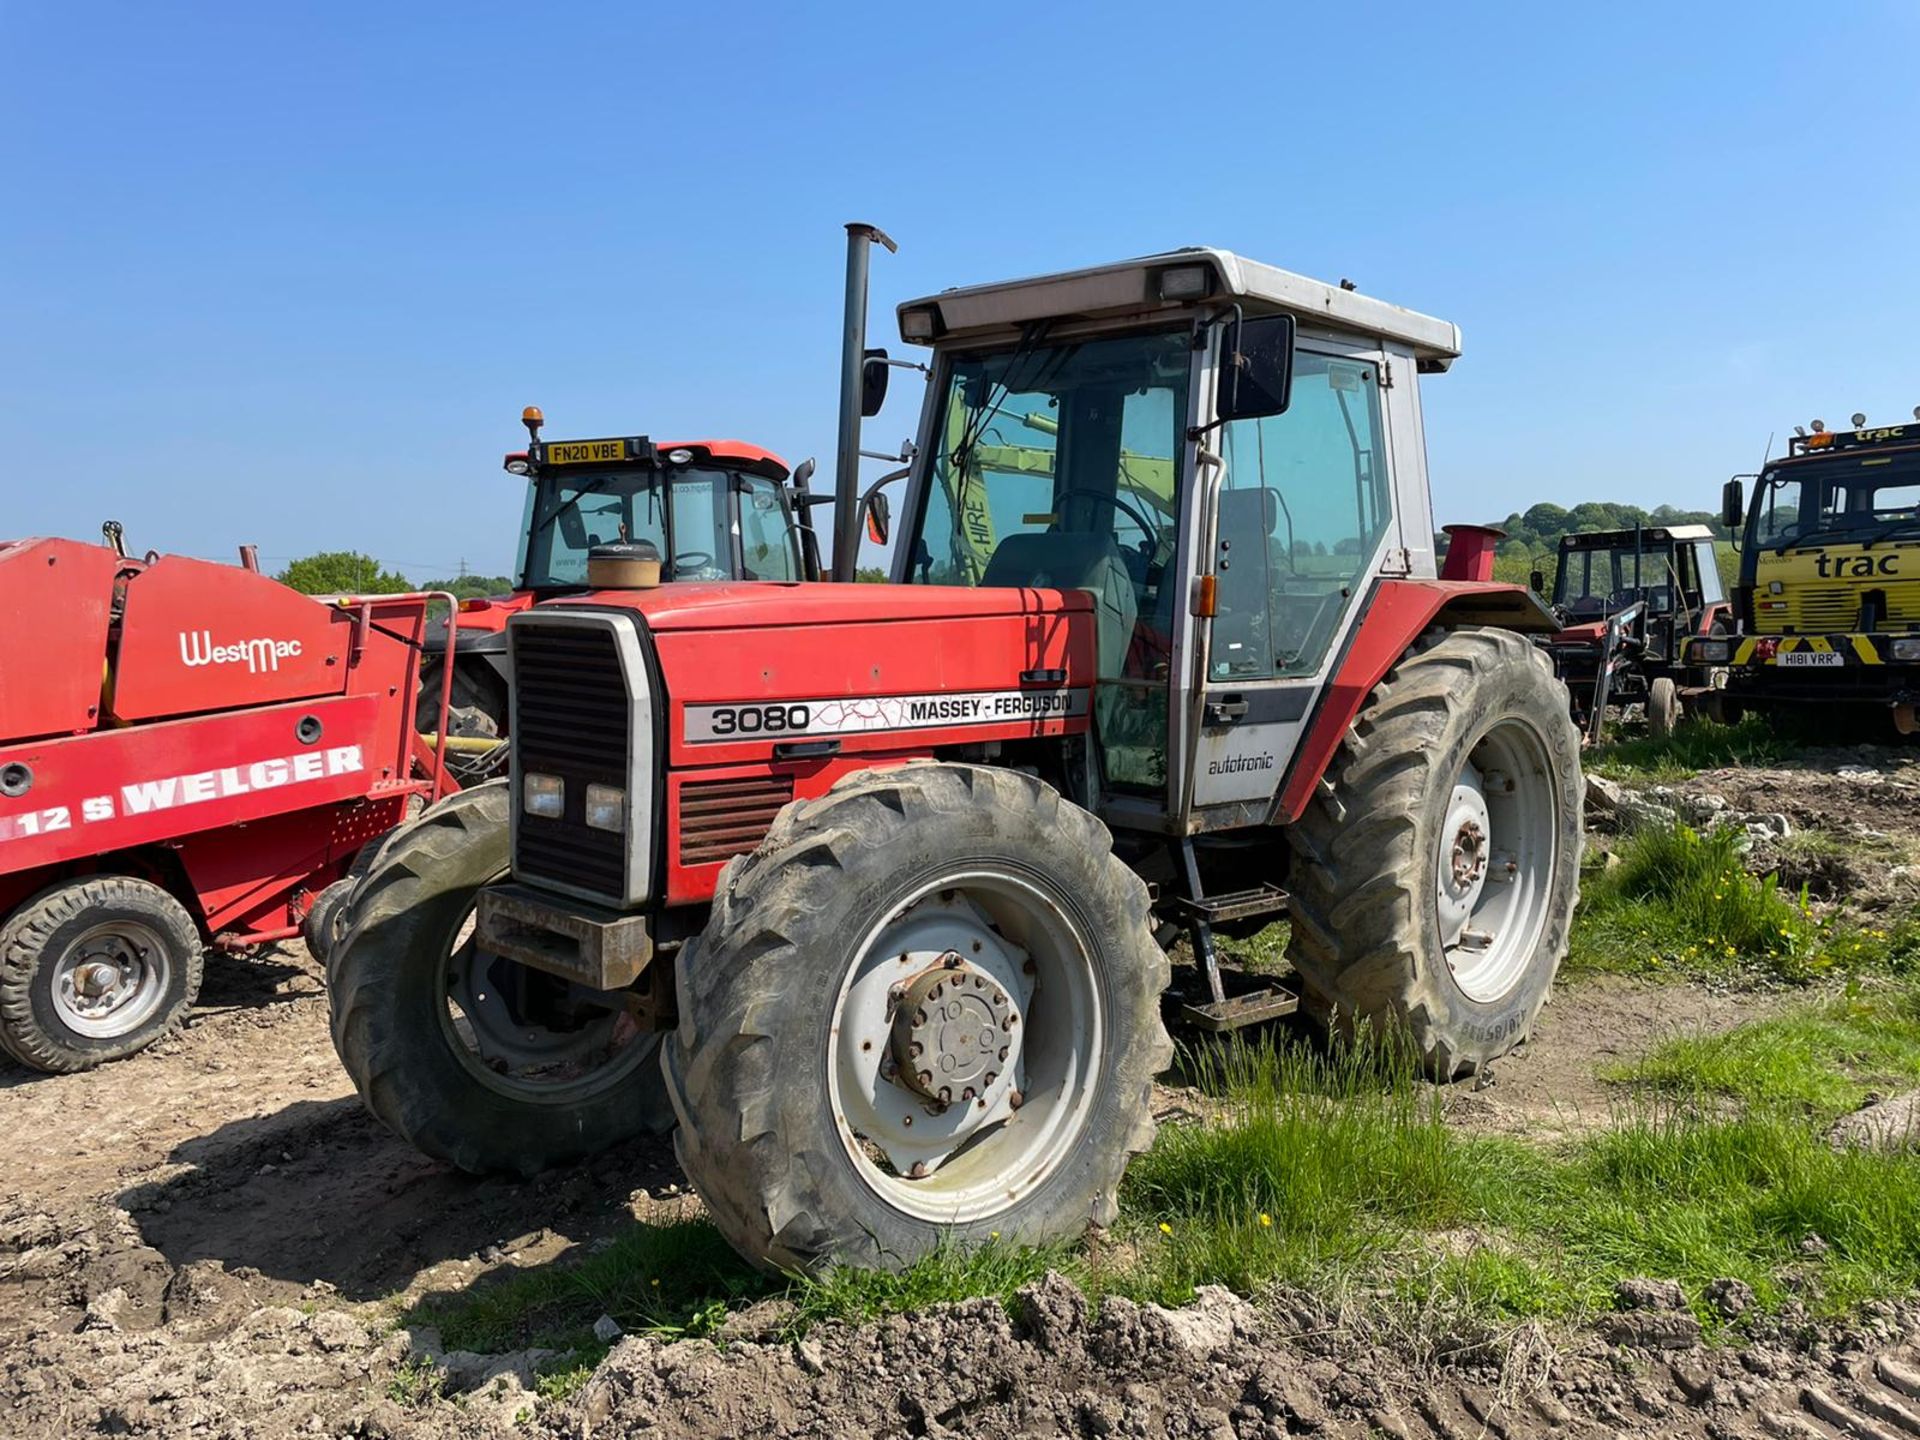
[1211,353,1391,679]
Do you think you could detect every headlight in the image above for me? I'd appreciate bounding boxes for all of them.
[1692,639,1732,664]
[584,783,626,833]
[523,772,564,818]
[1892,637,1920,661]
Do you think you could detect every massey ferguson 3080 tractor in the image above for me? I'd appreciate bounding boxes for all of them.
[0,534,453,1071]
[331,241,1582,1274]
[417,412,818,782]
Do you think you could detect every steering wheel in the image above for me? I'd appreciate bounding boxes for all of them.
[1052,487,1171,565]
[672,550,721,578]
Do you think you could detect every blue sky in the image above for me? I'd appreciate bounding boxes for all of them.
[5,2,1916,579]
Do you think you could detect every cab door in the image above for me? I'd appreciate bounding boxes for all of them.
[1186,338,1402,821]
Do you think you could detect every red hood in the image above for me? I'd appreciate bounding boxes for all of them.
[532,580,1091,633]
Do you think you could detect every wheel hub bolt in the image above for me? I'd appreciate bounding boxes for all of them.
[1008,1089,1024,1111]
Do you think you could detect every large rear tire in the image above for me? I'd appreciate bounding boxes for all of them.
[665,763,1171,1274]
[0,877,204,1072]
[1286,627,1583,1078]
[328,781,671,1173]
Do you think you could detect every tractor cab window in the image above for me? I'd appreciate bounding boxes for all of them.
[909,329,1190,790]
[1210,353,1391,679]
[1553,544,1673,619]
[519,467,754,588]
[738,475,801,581]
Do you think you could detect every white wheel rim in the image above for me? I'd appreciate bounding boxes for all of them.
[826,868,1104,1224]
[1436,719,1558,1004]
[52,921,173,1038]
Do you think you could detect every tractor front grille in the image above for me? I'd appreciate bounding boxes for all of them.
[509,616,645,905]
[679,774,793,868]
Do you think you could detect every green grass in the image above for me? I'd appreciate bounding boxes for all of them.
[1587,714,1800,782]
[1123,1031,1920,1331]
[1607,984,1920,1120]
[405,1218,766,1356]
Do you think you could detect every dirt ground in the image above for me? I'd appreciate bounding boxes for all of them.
[4,744,1920,1438]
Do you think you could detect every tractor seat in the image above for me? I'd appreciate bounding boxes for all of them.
[980,531,1139,679]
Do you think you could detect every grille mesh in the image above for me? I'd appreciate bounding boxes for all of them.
[679,774,793,867]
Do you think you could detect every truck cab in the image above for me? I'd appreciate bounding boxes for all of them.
[1702,418,1920,731]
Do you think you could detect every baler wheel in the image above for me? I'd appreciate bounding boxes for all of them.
[328,781,672,1173]
[0,876,204,1072]
[664,762,1171,1274]
[1285,627,1583,1079]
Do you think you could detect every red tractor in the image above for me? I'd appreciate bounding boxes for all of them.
[0,533,452,1071]
[331,238,1582,1275]
[418,413,818,782]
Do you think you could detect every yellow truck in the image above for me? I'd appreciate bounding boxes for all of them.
[1700,414,1920,734]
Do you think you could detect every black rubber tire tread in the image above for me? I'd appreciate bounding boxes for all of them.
[328,780,672,1174]
[665,761,1172,1274]
[1285,627,1584,1079]
[1648,676,1680,738]
[0,875,204,1073]
[301,878,355,968]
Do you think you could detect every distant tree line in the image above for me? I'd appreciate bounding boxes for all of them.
[274,551,513,599]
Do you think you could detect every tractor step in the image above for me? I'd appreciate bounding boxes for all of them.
[1166,883,1290,926]
[1180,986,1301,1033]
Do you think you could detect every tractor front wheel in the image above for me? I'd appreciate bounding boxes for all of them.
[1287,627,1582,1078]
[665,763,1171,1273]
[328,781,672,1173]
[1647,676,1681,738]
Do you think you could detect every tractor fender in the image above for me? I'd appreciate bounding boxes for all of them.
[1273,579,1558,824]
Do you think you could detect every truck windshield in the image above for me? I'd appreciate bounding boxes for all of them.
[518,467,754,589]
[1751,450,1920,550]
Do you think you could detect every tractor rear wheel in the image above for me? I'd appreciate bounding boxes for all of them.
[1647,677,1681,738]
[0,876,204,1072]
[665,763,1170,1274]
[329,781,672,1173]
[1286,627,1582,1078]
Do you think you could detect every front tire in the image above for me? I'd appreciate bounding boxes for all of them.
[1286,627,1583,1078]
[0,877,204,1072]
[665,763,1171,1274]
[328,781,671,1173]
[1647,676,1680,738]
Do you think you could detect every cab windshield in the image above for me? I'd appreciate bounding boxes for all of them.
[1553,542,1680,619]
[1750,450,1920,550]
[516,466,801,589]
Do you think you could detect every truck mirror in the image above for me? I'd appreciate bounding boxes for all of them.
[1529,568,1546,595]
[1217,314,1295,423]
[1721,477,1745,531]
[861,349,891,418]
[865,490,892,546]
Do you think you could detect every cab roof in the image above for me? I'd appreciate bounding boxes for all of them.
[898,248,1462,371]
[1559,523,1716,549]
[503,439,791,480]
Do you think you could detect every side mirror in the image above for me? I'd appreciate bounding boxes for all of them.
[1529,568,1546,595]
[792,457,816,492]
[861,349,891,418]
[1721,477,1745,532]
[865,490,892,546]
[1216,314,1296,423]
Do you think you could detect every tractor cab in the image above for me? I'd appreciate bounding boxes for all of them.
[508,416,816,592]
[1542,524,1728,739]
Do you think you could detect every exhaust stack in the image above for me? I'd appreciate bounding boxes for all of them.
[831,223,896,582]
